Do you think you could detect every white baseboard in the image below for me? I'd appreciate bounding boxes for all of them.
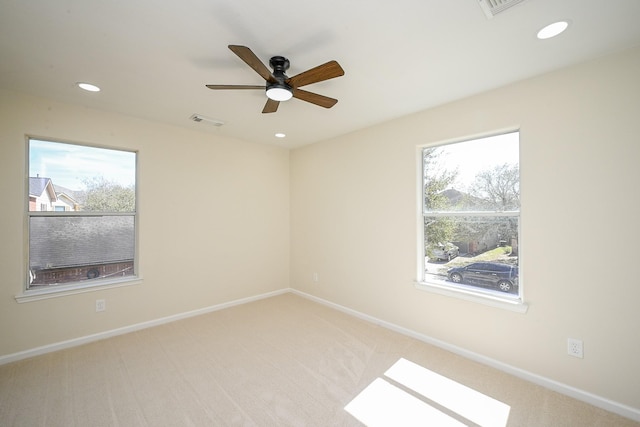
[290,289,640,423]
[0,288,289,366]
[2,287,638,422]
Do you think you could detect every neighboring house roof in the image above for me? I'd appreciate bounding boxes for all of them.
[441,188,466,206]
[29,176,57,201]
[56,193,77,207]
[54,184,85,206]
[29,216,134,269]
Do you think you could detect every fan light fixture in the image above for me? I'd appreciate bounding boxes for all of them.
[266,83,293,101]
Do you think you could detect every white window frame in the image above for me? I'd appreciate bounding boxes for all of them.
[415,131,527,313]
[17,137,142,303]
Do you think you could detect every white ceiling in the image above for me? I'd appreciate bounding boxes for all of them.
[2,0,640,148]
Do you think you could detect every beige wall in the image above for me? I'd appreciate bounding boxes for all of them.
[0,89,290,356]
[290,46,640,410]
[2,46,639,414]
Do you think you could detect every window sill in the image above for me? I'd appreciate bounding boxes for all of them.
[414,280,528,313]
[15,276,143,303]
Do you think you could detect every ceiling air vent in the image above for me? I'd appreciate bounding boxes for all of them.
[190,114,224,127]
[477,0,527,19]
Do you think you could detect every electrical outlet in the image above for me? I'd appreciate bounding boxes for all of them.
[312,272,319,283]
[568,338,583,358]
[96,299,106,312]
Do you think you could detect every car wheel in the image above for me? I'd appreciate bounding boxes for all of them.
[450,273,462,283]
[497,280,512,292]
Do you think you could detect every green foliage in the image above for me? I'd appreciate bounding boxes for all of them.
[82,176,135,212]
[424,217,458,257]
[423,148,458,210]
[423,148,459,253]
[470,245,513,261]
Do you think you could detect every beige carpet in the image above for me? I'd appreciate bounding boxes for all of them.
[0,293,637,426]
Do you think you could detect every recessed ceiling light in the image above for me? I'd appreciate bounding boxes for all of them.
[537,21,569,40]
[76,82,101,92]
[275,133,286,138]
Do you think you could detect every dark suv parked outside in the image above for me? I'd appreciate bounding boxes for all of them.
[447,262,518,293]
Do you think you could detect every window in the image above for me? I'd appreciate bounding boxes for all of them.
[420,131,520,303]
[26,138,137,293]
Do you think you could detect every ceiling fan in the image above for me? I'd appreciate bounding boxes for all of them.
[206,45,345,114]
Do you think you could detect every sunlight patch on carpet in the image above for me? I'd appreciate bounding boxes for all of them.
[344,378,465,426]
[345,358,510,427]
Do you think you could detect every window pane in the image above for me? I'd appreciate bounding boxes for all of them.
[27,139,137,291]
[424,216,519,295]
[29,139,135,213]
[29,216,135,287]
[423,132,519,213]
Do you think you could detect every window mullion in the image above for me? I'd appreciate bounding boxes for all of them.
[424,210,519,217]
[29,211,134,218]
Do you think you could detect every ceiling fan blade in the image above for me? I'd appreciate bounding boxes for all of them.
[287,60,344,88]
[262,98,280,114]
[206,84,264,90]
[292,88,338,108]
[228,45,276,83]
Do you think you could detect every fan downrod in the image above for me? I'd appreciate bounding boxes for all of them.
[269,56,290,77]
